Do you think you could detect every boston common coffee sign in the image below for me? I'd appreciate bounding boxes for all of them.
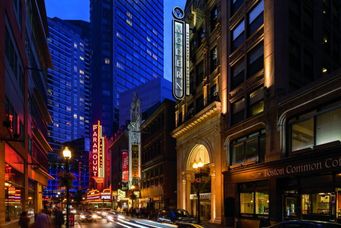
[264,155,341,177]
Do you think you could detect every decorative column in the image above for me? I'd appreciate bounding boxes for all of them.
[185,172,192,214]
[181,172,186,209]
[209,164,216,223]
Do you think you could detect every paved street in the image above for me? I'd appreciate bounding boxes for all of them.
[76,217,183,228]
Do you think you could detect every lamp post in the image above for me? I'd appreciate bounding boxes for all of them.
[192,160,204,224]
[63,146,72,228]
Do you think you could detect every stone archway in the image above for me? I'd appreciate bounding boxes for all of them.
[181,143,216,222]
[186,144,211,171]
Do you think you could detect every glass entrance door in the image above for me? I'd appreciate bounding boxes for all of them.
[283,191,299,219]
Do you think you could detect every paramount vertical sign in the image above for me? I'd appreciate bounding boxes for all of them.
[172,7,190,100]
[91,121,105,183]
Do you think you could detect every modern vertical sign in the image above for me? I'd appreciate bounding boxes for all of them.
[172,6,190,100]
[91,121,105,182]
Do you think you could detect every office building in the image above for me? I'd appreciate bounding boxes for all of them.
[172,0,226,224]
[90,0,164,136]
[46,17,91,197]
[47,17,91,150]
[174,0,341,226]
[140,100,177,209]
[223,0,341,227]
[119,78,173,127]
[0,0,52,225]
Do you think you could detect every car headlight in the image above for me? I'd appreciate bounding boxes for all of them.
[92,214,98,219]
[118,215,125,220]
[80,215,86,219]
[107,215,113,221]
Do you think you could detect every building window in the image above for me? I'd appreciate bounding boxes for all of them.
[231,98,245,124]
[231,59,245,89]
[289,105,341,152]
[301,193,335,216]
[240,192,254,213]
[289,38,301,71]
[13,0,22,28]
[248,87,264,116]
[230,129,265,165]
[210,46,219,73]
[197,26,206,45]
[316,108,341,145]
[5,28,24,95]
[196,60,204,86]
[210,6,219,32]
[248,0,264,35]
[196,95,204,112]
[239,181,269,216]
[291,118,314,151]
[247,42,264,78]
[104,58,110,64]
[232,20,245,51]
[231,0,244,16]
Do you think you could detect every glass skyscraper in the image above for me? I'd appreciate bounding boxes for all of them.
[91,0,164,136]
[45,18,91,196]
[47,17,91,148]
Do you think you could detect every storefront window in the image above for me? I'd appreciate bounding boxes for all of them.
[239,181,269,217]
[240,192,269,215]
[336,189,341,218]
[240,192,254,214]
[5,182,23,221]
[301,193,335,216]
[256,192,269,215]
[5,164,24,221]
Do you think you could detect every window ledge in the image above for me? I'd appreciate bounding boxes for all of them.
[314,141,341,150]
[230,160,257,169]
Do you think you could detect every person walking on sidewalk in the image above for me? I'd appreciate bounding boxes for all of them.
[31,209,52,228]
[19,211,30,228]
[53,206,64,228]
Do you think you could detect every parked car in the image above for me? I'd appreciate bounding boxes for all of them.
[157,209,196,224]
[265,220,341,228]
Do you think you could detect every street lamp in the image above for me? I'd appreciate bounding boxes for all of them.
[192,160,204,224]
[63,146,72,228]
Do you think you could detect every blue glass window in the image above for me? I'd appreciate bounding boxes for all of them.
[248,0,264,35]
[232,20,245,51]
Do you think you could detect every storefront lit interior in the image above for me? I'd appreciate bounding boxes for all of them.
[224,102,341,226]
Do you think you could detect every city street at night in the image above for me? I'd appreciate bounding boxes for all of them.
[1,0,341,227]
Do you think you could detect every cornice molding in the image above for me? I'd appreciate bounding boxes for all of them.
[172,101,222,138]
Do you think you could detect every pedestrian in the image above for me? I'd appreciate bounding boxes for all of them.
[19,211,30,228]
[53,206,64,228]
[31,209,52,228]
